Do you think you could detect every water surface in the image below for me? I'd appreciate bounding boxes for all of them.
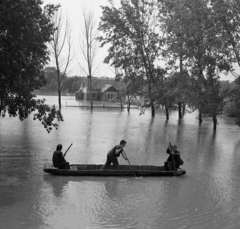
[0,96,240,229]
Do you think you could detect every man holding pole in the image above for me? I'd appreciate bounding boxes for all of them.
[52,144,72,169]
[101,140,128,169]
[164,144,184,171]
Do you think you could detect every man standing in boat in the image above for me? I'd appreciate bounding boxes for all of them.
[165,144,184,171]
[52,144,70,169]
[101,140,128,169]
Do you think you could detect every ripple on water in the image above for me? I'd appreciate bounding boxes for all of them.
[163,171,240,229]
[1,100,240,229]
[39,175,238,229]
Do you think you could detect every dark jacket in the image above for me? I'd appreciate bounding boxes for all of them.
[52,151,66,167]
[166,148,184,167]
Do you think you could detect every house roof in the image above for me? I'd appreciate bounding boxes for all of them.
[101,84,118,93]
[76,77,125,91]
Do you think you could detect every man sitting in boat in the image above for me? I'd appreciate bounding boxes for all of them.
[101,140,128,169]
[164,145,184,171]
[52,144,70,169]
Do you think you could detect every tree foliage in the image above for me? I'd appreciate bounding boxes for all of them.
[211,0,240,73]
[161,0,234,129]
[0,0,62,132]
[115,67,143,112]
[97,0,240,129]
[42,67,83,93]
[230,77,240,126]
[98,0,166,116]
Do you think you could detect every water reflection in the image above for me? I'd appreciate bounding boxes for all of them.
[43,175,70,198]
[95,177,170,229]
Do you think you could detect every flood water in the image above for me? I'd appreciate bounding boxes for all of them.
[0,95,240,229]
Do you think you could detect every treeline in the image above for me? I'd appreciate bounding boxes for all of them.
[40,66,238,120]
[39,67,119,93]
[97,0,240,130]
[39,67,83,93]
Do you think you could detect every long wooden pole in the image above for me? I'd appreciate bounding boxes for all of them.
[123,150,137,177]
[169,142,177,176]
[64,143,73,157]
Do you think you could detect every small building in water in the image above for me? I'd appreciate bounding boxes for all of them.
[75,77,125,101]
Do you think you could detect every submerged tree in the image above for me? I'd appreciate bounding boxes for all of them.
[0,0,62,132]
[230,77,240,126]
[49,8,73,110]
[160,0,189,119]
[212,0,240,124]
[162,0,232,130]
[115,67,143,112]
[99,0,165,117]
[79,8,99,111]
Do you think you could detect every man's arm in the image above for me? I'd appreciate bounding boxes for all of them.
[115,147,122,154]
[166,147,173,154]
[121,151,128,160]
[61,153,66,162]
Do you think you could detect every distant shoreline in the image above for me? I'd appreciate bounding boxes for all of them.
[34,93,140,109]
[33,92,75,96]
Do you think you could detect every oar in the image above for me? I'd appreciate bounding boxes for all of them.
[63,143,73,157]
[123,150,137,177]
[169,142,177,176]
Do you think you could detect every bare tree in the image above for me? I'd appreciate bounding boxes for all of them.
[49,9,73,110]
[79,8,99,110]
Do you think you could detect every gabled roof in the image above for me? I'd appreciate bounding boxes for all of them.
[101,84,118,93]
[80,77,125,89]
[75,77,126,93]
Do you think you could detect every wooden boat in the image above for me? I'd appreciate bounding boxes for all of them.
[43,164,186,177]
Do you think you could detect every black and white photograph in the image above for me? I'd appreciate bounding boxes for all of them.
[1,0,240,228]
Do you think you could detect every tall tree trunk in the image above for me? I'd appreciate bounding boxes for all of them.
[127,102,130,112]
[180,54,183,73]
[151,99,155,116]
[57,70,61,110]
[212,113,217,130]
[182,103,186,116]
[165,105,169,120]
[80,9,98,112]
[178,54,183,119]
[89,76,93,111]
[120,91,123,110]
[126,95,130,112]
[50,10,72,111]
[198,110,202,124]
[58,88,61,110]
[178,102,182,119]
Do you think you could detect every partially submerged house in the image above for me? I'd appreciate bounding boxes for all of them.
[75,77,125,101]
